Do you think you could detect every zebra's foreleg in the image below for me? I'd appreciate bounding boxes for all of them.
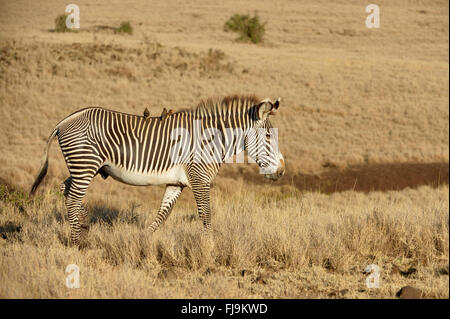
[149,185,184,232]
[191,184,212,230]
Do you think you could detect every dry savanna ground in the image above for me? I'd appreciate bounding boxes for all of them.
[0,0,448,298]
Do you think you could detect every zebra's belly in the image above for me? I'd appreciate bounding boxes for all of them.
[102,162,190,187]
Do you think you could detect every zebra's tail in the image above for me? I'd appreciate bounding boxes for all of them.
[30,127,58,195]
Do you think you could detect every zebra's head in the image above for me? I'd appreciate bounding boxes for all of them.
[246,98,285,181]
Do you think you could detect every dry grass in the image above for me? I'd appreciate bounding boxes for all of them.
[0,182,448,298]
[0,0,448,298]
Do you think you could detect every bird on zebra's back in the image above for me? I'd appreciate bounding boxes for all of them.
[143,107,150,119]
[143,107,174,121]
[30,95,286,246]
[160,107,174,121]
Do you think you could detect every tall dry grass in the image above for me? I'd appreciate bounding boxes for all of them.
[0,182,448,298]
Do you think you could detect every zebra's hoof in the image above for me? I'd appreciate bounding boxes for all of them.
[70,240,80,248]
[148,223,158,233]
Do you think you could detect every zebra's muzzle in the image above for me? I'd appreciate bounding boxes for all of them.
[264,170,284,181]
[264,157,285,181]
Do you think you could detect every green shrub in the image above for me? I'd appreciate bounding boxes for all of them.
[115,21,133,35]
[54,14,71,33]
[224,13,266,43]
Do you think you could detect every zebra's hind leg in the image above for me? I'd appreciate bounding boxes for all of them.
[60,177,89,242]
[149,185,184,232]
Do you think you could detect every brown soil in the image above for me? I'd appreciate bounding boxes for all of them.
[231,162,449,194]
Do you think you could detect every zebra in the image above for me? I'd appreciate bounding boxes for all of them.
[30,95,285,246]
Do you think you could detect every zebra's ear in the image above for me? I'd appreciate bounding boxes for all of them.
[273,97,281,110]
[257,99,274,121]
[258,99,273,120]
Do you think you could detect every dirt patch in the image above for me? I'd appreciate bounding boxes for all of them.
[230,162,448,194]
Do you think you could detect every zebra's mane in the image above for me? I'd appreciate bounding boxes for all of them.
[174,95,261,117]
